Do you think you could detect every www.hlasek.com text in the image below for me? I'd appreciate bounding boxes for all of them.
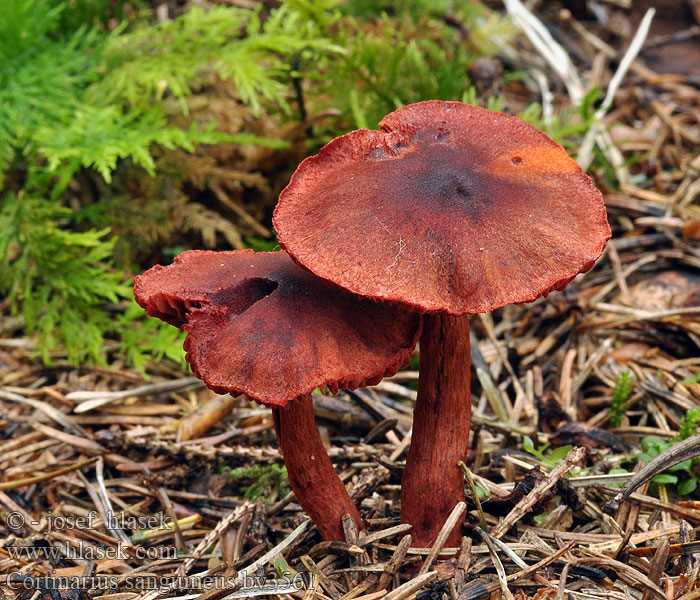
[5,542,177,562]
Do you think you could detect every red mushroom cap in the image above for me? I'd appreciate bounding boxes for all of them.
[133,250,421,407]
[273,101,611,314]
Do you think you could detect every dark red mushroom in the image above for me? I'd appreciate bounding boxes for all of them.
[134,249,421,540]
[273,100,611,547]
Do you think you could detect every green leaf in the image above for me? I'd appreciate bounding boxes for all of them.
[678,478,698,496]
[651,474,677,485]
[680,373,700,386]
[549,445,573,464]
[641,436,667,456]
[272,556,291,576]
[668,459,693,472]
[533,512,549,525]
[475,483,489,499]
[523,436,535,453]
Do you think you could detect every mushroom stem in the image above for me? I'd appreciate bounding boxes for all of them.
[272,395,364,541]
[401,314,471,548]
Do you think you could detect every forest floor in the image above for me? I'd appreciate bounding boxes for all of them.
[2,2,700,600]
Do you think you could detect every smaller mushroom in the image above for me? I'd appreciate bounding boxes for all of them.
[134,249,421,540]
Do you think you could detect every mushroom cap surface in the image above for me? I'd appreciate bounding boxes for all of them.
[273,100,611,314]
[134,250,421,406]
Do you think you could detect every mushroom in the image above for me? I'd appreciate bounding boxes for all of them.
[273,100,611,547]
[134,249,421,540]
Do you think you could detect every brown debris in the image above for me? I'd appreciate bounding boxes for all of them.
[549,422,629,453]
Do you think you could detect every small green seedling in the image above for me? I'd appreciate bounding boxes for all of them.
[678,408,700,441]
[523,436,573,469]
[608,370,633,428]
[638,413,700,496]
